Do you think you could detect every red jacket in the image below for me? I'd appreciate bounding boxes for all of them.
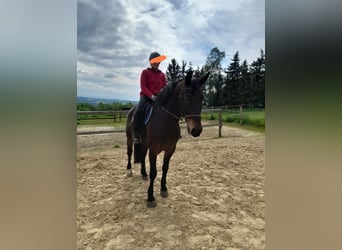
[140,68,167,98]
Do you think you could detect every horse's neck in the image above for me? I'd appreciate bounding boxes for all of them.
[163,85,182,119]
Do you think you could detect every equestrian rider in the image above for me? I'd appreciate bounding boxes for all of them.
[133,52,167,144]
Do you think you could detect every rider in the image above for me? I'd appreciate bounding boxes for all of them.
[133,51,167,144]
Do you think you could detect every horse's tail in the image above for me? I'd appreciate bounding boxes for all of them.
[134,143,142,163]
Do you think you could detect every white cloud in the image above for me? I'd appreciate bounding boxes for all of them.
[77,0,265,101]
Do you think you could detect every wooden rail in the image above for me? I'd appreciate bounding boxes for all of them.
[77,110,128,115]
[77,108,225,136]
[77,109,224,115]
[77,110,128,123]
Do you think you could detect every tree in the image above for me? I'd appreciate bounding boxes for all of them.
[224,51,241,106]
[250,49,265,107]
[193,65,202,78]
[180,60,187,79]
[187,61,193,73]
[205,47,225,71]
[162,48,265,108]
[166,58,181,82]
[77,102,96,111]
[239,59,251,106]
[203,47,225,106]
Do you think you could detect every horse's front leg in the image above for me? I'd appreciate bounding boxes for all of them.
[147,150,157,208]
[160,146,176,198]
[141,146,148,180]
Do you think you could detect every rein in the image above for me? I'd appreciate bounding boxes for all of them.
[161,106,182,120]
[161,87,201,121]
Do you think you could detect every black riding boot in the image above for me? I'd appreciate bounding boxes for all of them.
[133,95,149,144]
[133,110,143,144]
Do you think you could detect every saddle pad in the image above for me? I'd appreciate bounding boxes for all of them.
[144,105,154,125]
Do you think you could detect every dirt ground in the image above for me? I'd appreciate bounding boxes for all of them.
[77,125,265,250]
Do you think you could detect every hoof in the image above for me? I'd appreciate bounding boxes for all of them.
[126,170,133,177]
[142,175,148,181]
[146,200,157,208]
[160,190,169,198]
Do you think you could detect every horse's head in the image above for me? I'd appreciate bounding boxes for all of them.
[182,71,210,137]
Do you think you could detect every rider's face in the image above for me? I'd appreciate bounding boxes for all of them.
[151,62,160,69]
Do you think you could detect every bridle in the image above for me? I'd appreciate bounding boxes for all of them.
[161,87,202,121]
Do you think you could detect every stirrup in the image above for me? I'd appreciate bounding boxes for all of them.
[133,134,141,144]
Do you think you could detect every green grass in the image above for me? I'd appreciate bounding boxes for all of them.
[224,121,265,133]
[202,109,265,132]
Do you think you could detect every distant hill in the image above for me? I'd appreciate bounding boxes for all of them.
[77,96,137,105]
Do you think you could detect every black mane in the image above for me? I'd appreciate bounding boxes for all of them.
[155,79,181,106]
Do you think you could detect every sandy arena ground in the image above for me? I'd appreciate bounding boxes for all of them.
[77,125,265,250]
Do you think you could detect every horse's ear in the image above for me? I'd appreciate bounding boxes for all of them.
[185,70,193,86]
[200,71,210,86]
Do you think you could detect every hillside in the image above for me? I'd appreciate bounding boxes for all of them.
[77,96,137,105]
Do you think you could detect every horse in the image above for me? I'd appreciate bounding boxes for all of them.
[126,70,210,208]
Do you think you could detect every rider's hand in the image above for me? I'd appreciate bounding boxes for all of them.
[151,95,157,102]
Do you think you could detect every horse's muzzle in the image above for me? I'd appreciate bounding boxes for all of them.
[186,118,202,137]
[190,127,202,137]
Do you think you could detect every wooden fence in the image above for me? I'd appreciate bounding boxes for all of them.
[77,108,225,136]
[77,110,127,123]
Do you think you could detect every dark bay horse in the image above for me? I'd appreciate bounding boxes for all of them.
[126,70,210,208]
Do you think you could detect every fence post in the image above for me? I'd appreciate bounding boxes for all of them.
[239,105,243,125]
[218,112,222,138]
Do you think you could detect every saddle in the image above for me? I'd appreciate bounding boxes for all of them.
[142,102,154,125]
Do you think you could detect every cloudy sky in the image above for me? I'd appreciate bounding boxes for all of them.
[77,0,265,101]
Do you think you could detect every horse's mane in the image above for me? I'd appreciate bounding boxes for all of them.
[155,79,183,106]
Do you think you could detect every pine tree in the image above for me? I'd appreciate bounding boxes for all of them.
[166,58,181,83]
[187,61,193,75]
[224,51,241,107]
[162,48,265,108]
[250,49,265,107]
[180,60,187,79]
[239,59,250,107]
[193,65,201,78]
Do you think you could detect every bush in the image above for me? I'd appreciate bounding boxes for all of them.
[202,109,265,130]
[223,116,235,123]
[246,117,265,128]
[208,114,216,120]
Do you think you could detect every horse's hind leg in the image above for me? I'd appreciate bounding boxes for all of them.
[126,135,133,177]
[160,146,176,198]
[126,107,136,177]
